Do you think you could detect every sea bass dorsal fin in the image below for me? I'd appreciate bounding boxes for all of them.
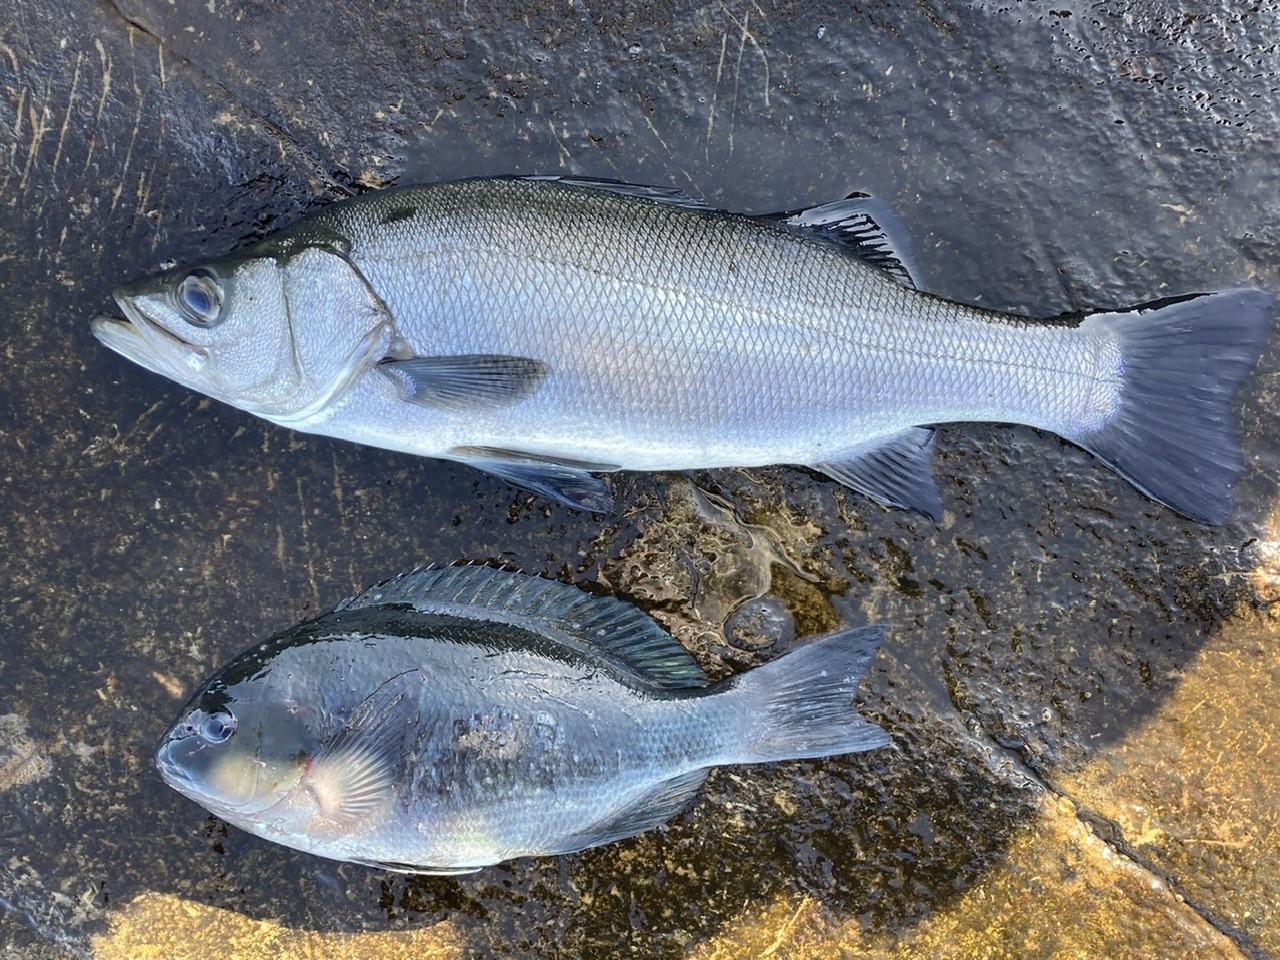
[378,355,550,412]
[337,566,707,690]
[766,194,920,289]
[815,427,941,519]
[295,670,423,833]
[518,175,714,210]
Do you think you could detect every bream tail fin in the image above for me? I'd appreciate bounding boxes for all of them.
[728,625,889,764]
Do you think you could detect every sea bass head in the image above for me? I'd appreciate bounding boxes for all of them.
[155,647,318,824]
[91,242,400,422]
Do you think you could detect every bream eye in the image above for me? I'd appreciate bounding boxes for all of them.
[199,710,237,744]
[177,269,224,327]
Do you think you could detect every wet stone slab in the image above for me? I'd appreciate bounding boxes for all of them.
[1,0,1278,956]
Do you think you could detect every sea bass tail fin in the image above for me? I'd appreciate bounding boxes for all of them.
[729,626,889,764]
[1071,289,1271,525]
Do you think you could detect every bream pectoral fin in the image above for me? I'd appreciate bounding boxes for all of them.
[299,670,425,831]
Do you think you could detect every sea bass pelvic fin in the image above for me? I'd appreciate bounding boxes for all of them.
[1069,288,1272,525]
[450,445,617,511]
[379,355,550,412]
[815,427,940,519]
[766,194,920,289]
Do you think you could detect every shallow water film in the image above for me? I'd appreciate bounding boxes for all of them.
[3,1,1280,957]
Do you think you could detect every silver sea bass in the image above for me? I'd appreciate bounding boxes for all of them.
[155,566,888,872]
[93,176,1272,522]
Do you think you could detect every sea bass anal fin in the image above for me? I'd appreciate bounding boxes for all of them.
[348,857,485,875]
[766,194,920,289]
[556,768,709,854]
[815,427,941,519]
[1069,288,1272,525]
[451,445,616,511]
[298,670,423,832]
[379,355,550,411]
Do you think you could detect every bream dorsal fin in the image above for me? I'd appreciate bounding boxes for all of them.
[336,566,707,690]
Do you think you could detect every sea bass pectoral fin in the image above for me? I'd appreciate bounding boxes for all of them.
[379,355,550,412]
[296,670,424,832]
[765,194,920,289]
[727,625,890,764]
[815,427,941,519]
[1070,289,1272,525]
[552,768,709,855]
[451,446,617,511]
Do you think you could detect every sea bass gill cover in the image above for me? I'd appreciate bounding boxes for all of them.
[92,176,1272,523]
[155,565,889,873]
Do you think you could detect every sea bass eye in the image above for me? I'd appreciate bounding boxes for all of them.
[176,269,224,327]
[199,710,237,744]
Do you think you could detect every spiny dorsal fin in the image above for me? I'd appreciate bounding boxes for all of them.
[517,175,714,210]
[764,193,919,289]
[337,566,707,689]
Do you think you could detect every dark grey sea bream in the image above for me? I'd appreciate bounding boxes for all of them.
[93,176,1272,522]
[155,566,889,873]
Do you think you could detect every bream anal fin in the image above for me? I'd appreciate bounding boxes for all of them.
[553,768,708,854]
[348,858,486,875]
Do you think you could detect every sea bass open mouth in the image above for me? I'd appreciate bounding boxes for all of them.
[90,296,209,381]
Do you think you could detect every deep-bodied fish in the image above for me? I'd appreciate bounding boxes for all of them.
[154,566,888,873]
[92,176,1272,522]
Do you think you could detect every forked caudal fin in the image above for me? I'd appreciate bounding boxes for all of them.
[1070,289,1272,525]
[727,626,890,764]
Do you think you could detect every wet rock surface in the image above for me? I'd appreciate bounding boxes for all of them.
[1,0,1278,956]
